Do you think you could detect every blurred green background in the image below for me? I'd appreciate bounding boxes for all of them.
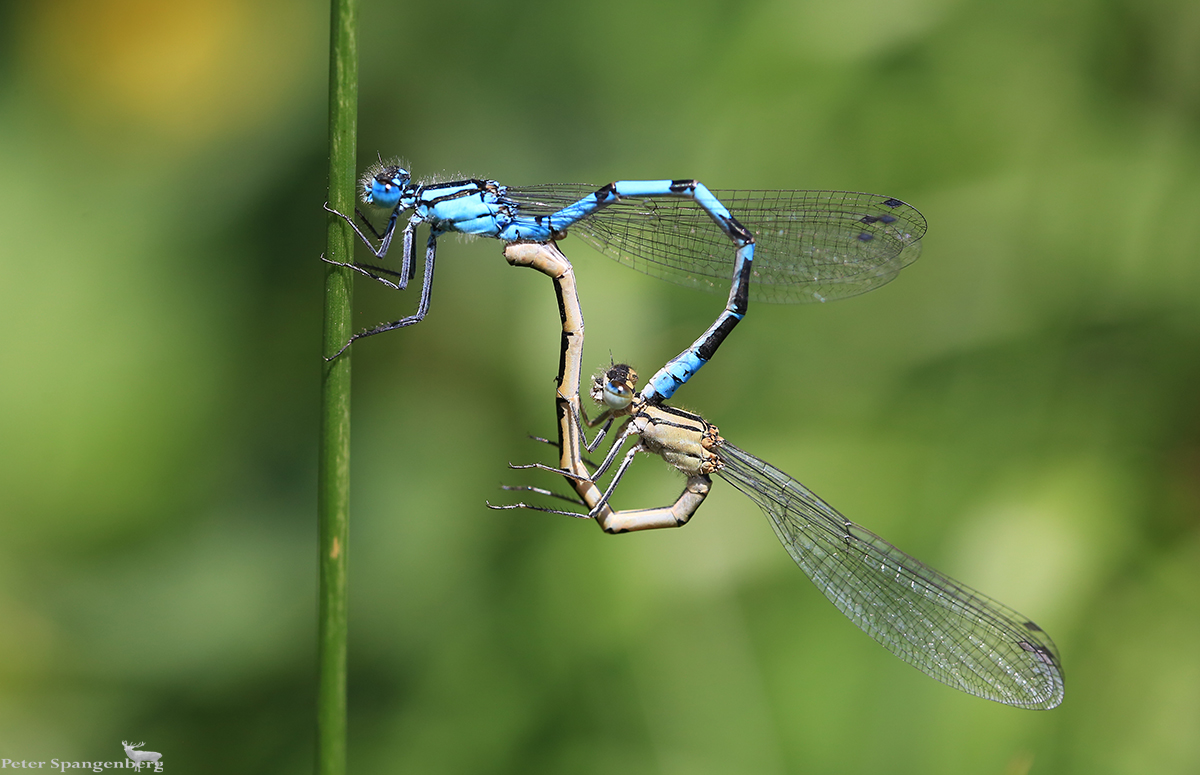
[2,0,1198,772]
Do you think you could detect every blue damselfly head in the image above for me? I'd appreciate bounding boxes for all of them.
[360,161,411,210]
[591,363,638,412]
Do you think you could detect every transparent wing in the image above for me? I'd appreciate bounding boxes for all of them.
[716,442,1064,709]
[506,185,926,303]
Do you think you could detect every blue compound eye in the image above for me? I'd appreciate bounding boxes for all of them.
[361,166,409,209]
[597,363,638,410]
[601,379,633,410]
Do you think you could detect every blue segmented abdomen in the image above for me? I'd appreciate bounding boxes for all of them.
[503,185,926,303]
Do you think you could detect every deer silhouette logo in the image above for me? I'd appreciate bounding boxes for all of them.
[121,741,162,767]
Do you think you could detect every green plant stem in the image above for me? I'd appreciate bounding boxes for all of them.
[318,0,357,772]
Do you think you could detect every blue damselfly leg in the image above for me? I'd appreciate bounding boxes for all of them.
[324,162,925,401]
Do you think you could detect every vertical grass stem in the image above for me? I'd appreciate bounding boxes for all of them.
[318,0,357,771]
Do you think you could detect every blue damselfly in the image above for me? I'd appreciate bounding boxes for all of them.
[325,162,924,400]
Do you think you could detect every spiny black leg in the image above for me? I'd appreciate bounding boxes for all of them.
[325,233,438,360]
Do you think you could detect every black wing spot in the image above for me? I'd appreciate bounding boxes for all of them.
[883,198,904,208]
[1018,641,1058,666]
[857,232,875,242]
